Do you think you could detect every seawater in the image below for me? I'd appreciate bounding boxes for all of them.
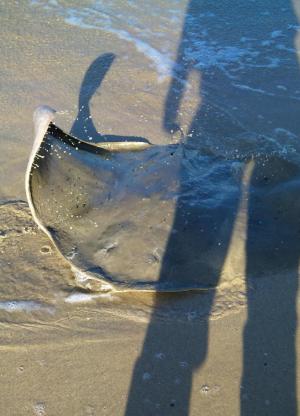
[2,0,298,323]
[30,0,300,161]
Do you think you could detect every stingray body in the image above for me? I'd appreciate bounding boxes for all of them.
[26,106,181,291]
[26,106,238,292]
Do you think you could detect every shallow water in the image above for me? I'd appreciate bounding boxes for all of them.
[24,0,300,290]
[1,2,300,414]
[27,0,300,214]
[1,0,300,312]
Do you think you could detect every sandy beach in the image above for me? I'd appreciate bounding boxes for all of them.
[1,1,300,415]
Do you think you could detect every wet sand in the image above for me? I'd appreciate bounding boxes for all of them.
[1,2,300,415]
[1,202,299,415]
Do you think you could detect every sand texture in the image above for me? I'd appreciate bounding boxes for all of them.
[2,1,300,415]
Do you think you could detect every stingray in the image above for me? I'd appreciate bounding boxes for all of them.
[26,106,237,292]
[26,106,179,291]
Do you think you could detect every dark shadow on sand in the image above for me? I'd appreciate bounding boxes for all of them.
[240,155,299,415]
[70,53,149,144]
[125,1,300,415]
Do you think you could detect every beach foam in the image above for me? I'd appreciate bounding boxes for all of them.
[30,0,299,91]
[0,300,55,313]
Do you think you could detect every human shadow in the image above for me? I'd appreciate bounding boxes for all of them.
[70,53,149,144]
[125,1,244,414]
[125,0,300,415]
[240,0,300,413]
[241,155,300,415]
